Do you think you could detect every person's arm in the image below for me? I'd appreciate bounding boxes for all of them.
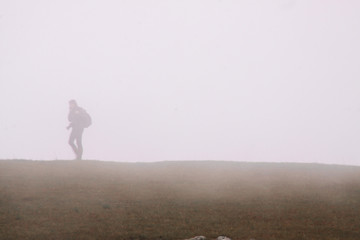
[66,122,73,130]
[67,111,74,129]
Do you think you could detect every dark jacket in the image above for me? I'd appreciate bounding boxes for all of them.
[68,107,85,129]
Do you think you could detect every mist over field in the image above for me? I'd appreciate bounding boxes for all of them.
[1,1,360,165]
[1,160,360,240]
[2,1,360,239]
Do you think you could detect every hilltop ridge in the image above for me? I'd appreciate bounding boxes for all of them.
[1,160,360,240]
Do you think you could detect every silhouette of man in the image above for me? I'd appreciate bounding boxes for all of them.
[67,99,85,160]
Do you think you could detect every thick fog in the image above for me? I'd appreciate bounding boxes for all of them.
[1,1,360,165]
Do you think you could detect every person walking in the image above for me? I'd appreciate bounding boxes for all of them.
[67,99,91,160]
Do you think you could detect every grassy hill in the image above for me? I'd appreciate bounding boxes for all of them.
[1,160,360,240]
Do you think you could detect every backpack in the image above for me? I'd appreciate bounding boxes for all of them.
[80,109,92,128]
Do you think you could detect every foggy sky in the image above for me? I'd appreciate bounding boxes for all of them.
[1,0,360,165]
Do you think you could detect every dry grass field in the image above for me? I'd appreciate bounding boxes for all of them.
[0,160,360,240]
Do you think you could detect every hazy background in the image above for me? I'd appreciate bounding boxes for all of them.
[1,0,360,165]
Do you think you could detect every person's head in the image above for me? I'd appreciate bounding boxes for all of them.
[69,99,78,110]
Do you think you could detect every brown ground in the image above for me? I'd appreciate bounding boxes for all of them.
[1,160,360,240]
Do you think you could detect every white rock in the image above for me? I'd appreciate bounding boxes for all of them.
[185,236,206,240]
[217,236,231,240]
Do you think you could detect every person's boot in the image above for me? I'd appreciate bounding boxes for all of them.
[76,152,82,160]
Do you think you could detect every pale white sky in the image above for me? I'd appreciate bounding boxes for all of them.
[1,0,360,165]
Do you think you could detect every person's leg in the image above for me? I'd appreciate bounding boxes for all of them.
[68,129,78,159]
[76,129,83,160]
